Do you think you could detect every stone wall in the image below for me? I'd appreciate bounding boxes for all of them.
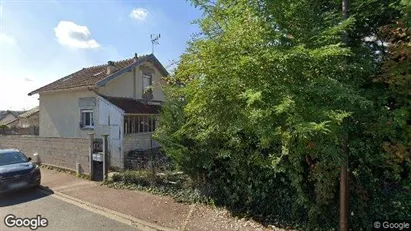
[123,133,160,154]
[0,135,90,174]
[0,126,39,135]
[124,148,158,170]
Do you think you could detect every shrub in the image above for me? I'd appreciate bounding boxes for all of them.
[107,170,211,204]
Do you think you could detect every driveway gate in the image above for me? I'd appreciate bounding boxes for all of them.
[92,153,104,181]
[92,138,104,181]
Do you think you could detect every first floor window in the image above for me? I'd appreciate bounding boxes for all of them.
[81,109,94,128]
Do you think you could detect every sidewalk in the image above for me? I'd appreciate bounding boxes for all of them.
[39,168,282,231]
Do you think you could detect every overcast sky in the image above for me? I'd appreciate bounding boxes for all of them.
[0,0,201,110]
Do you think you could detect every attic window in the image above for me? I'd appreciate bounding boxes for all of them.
[142,74,152,91]
[93,71,104,77]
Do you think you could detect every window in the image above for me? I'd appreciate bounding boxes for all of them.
[142,74,152,92]
[80,109,94,128]
[124,115,157,134]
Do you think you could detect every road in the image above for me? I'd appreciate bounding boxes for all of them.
[0,188,138,231]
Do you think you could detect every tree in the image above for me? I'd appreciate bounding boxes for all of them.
[156,0,409,229]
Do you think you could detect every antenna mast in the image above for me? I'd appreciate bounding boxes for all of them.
[150,34,161,54]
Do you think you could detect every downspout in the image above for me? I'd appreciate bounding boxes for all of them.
[133,53,138,100]
[133,67,137,99]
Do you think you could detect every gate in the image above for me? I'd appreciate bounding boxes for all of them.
[92,138,104,181]
[88,134,110,181]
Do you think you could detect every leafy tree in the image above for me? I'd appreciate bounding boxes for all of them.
[155,0,410,229]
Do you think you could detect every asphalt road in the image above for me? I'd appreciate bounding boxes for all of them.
[0,188,137,231]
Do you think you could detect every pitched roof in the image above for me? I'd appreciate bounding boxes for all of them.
[18,106,39,118]
[100,95,162,114]
[3,107,39,125]
[28,54,169,96]
[0,111,23,120]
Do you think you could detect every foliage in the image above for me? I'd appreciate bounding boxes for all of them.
[155,0,410,230]
[105,170,211,204]
[0,125,9,134]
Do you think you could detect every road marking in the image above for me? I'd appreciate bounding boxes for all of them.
[37,187,178,231]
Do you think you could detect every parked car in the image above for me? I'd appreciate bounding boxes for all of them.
[0,149,41,194]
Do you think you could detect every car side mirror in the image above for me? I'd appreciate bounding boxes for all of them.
[27,157,32,161]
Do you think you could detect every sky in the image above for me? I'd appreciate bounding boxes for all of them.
[0,0,202,111]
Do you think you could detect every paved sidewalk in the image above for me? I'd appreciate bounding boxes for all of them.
[40,168,283,231]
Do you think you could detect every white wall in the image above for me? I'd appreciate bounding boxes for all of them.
[139,62,166,102]
[97,97,124,168]
[97,61,165,102]
[123,132,160,154]
[39,89,99,138]
[98,71,135,98]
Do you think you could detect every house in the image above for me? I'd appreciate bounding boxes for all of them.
[28,53,169,168]
[0,111,22,126]
[5,106,40,128]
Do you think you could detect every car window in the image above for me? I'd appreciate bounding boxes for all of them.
[0,151,29,166]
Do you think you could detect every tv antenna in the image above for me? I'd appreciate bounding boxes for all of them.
[150,34,161,54]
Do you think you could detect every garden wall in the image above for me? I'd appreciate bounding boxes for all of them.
[0,135,90,174]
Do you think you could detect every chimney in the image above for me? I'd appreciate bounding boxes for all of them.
[133,53,138,63]
[106,61,118,75]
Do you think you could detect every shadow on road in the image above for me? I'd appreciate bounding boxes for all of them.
[0,186,54,207]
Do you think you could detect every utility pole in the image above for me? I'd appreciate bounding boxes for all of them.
[150,115,156,186]
[150,34,161,54]
[340,1,349,231]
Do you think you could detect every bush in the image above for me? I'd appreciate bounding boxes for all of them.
[153,91,411,230]
[107,170,210,204]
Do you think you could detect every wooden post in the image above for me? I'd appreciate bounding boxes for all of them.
[150,134,156,186]
[127,116,130,134]
[88,132,95,181]
[144,115,148,132]
[137,115,140,133]
[132,116,135,133]
[102,134,109,181]
[124,116,128,135]
[150,115,154,132]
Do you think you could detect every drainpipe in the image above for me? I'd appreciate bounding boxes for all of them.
[133,67,137,99]
[133,53,138,100]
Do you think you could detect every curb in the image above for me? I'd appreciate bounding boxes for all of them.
[38,185,179,231]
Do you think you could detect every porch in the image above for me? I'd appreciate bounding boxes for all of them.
[122,114,161,155]
[96,95,163,169]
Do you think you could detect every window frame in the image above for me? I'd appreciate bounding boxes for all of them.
[142,73,152,92]
[80,109,94,129]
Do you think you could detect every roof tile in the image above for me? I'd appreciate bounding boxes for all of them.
[100,95,162,114]
[29,56,147,95]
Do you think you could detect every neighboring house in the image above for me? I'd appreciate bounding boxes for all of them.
[5,106,40,128]
[0,111,22,126]
[28,53,169,168]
